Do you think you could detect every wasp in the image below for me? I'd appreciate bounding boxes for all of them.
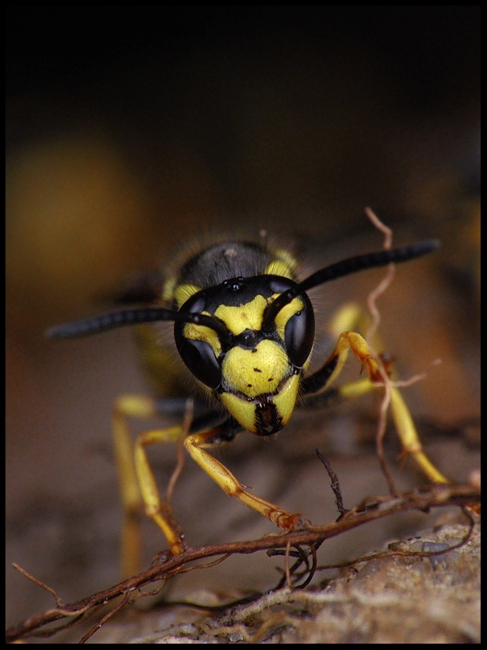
[49,233,447,576]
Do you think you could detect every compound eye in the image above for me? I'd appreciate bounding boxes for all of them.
[175,328,222,389]
[284,300,315,368]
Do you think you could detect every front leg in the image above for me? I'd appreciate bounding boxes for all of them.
[184,424,302,530]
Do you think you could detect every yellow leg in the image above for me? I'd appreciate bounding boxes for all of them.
[389,388,448,483]
[327,302,369,340]
[325,332,449,484]
[339,378,449,483]
[134,426,186,556]
[323,330,385,389]
[112,395,186,578]
[184,430,302,529]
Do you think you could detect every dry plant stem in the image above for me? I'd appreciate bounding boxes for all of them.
[269,543,315,590]
[285,541,292,587]
[6,483,479,644]
[364,205,394,344]
[78,592,131,644]
[364,208,398,492]
[315,450,347,517]
[363,208,436,493]
[165,399,192,504]
[11,564,64,608]
[365,206,393,249]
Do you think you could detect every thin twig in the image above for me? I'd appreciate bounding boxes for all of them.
[12,564,64,609]
[364,206,394,343]
[315,450,347,517]
[165,399,192,504]
[363,208,398,493]
[78,592,131,644]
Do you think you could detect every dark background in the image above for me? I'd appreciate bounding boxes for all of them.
[6,7,480,637]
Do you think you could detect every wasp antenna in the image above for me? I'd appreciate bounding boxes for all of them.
[299,239,440,293]
[46,308,178,339]
[47,308,231,341]
[263,239,440,328]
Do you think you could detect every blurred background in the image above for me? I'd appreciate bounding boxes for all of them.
[6,7,480,636]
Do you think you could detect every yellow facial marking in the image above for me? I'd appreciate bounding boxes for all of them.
[184,318,222,357]
[215,295,268,336]
[273,296,305,342]
[222,340,290,397]
[272,374,300,427]
[219,372,300,434]
[220,393,258,433]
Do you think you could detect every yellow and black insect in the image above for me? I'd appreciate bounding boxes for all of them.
[49,235,447,576]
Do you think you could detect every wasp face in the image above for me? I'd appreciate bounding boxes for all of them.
[174,276,315,436]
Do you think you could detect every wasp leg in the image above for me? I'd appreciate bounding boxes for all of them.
[112,395,187,577]
[134,426,187,554]
[302,306,448,484]
[337,378,449,483]
[184,426,302,530]
[388,387,448,483]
